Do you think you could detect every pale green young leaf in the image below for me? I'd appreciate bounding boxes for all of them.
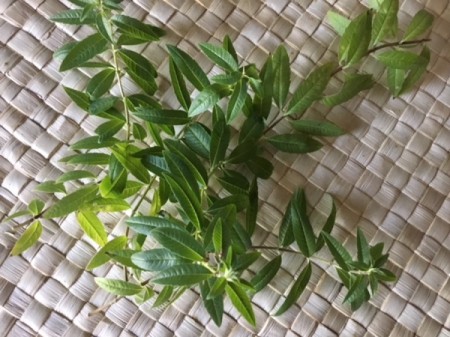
[387,68,406,97]
[134,287,155,305]
[2,210,32,223]
[371,0,399,46]
[167,45,210,90]
[227,80,247,123]
[76,210,108,246]
[60,33,108,71]
[322,232,352,271]
[87,236,128,270]
[133,108,190,125]
[272,45,290,108]
[96,14,114,43]
[200,281,224,326]
[119,49,157,94]
[131,248,189,271]
[275,262,312,315]
[60,153,110,166]
[326,11,350,36]
[199,42,239,72]
[112,15,165,42]
[210,114,230,168]
[153,264,213,286]
[189,87,220,117]
[246,156,274,180]
[400,46,430,94]
[290,119,345,137]
[402,9,433,42]
[322,73,375,107]
[95,278,143,296]
[357,228,371,265]
[111,145,150,183]
[251,255,282,292]
[169,58,191,110]
[35,181,66,194]
[63,86,90,111]
[225,282,256,326]
[44,185,98,219]
[339,10,372,66]
[28,199,45,216]
[286,62,334,116]
[377,50,427,69]
[56,170,96,183]
[183,123,211,159]
[11,221,42,256]
[268,134,323,153]
[82,197,130,213]
[51,9,96,25]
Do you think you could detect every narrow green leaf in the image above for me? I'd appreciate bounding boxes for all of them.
[200,281,224,326]
[290,119,345,137]
[272,45,290,108]
[275,262,312,315]
[210,114,230,168]
[64,86,90,111]
[343,275,368,304]
[167,45,209,90]
[227,80,247,123]
[76,210,108,246]
[35,181,66,194]
[387,68,406,97]
[71,136,119,150]
[183,123,211,159]
[268,134,323,153]
[2,210,32,223]
[112,15,165,42]
[400,46,430,94]
[95,278,143,296]
[339,10,372,66]
[223,35,238,63]
[127,216,186,235]
[257,56,274,119]
[209,194,249,213]
[28,199,45,216]
[207,277,227,299]
[188,87,220,117]
[11,221,42,256]
[60,153,110,166]
[217,172,249,195]
[82,197,130,213]
[96,13,114,42]
[141,155,169,177]
[134,287,155,304]
[356,228,371,265]
[322,232,352,271]
[279,198,295,247]
[169,58,191,110]
[286,62,334,116]
[153,264,213,286]
[291,190,316,257]
[56,170,96,183]
[377,50,427,69]
[153,286,173,307]
[226,140,257,164]
[200,42,239,72]
[251,255,282,292]
[315,199,336,251]
[119,49,157,94]
[89,96,118,115]
[371,0,398,45]
[232,252,260,272]
[133,108,190,125]
[246,177,258,235]
[60,33,108,71]
[44,185,98,219]
[132,248,189,271]
[402,9,433,42]
[373,268,396,282]
[326,11,350,36]
[212,219,223,254]
[164,151,200,200]
[211,72,242,85]
[225,282,256,326]
[111,145,150,183]
[95,120,125,141]
[322,73,375,107]
[132,123,147,140]
[246,156,274,179]
[87,236,128,270]
[51,9,96,25]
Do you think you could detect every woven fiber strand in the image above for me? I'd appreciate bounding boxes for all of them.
[1,0,450,336]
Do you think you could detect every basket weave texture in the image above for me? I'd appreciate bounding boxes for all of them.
[1,0,450,336]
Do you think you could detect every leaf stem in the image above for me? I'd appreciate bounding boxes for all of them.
[251,245,299,253]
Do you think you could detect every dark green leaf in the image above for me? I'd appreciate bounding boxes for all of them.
[141,155,170,177]
[279,198,295,247]
[209,194,249,213]
[60,153,110,166]
[326,11,350,36]
[44,185,98,219]
[167,45,209,90]
[336,267,352,288]
[111,145,150,183]
[60,33,108,71]
[225,282,256,326]
[226,140,257,164]
[290,119,345,137]
[371,0,398,46]
[127,216,186,235]
[239,113,264,144]
[322,73,375,107]
[112,15,165,42]
[95,278,143,296]
[272,45,290,108]
[373,268,396,282]
[188,86,220,117]
[210,113,230,168]
[402,9,433,42]
[34,181,66,194]
[246,156,274,179]
[291,190,316,257]
[119,49,157,94]
[76,210,108,246]
[133,108,190,125]
[232,251,260,272]
[339,10,372,66]
[223,35,238,64]
[164,151,200,200]
[227,80,247,123]
[246,177,258,235]
[207,277,227,299]
[251,255,282,292]
[132,248,189,271]
[400,46,430,94]
[153,264,213,286]
[286,62,333,116]
[51,9,96,25]
[89,96,118,115]
[71,136,119,150]
[200,281,224,326]
[95,120,125,141]
[183,123,211,159]
[63,86,90,111]
[96,13,114,42]
[200,42,239,72]
[217,173,249,195]
[211,72,242,85]
[268,134,322,153]
[343,275,367,306]
[275,262,312,315]
[11,221,42,256]
[212,219,223,254]
[169,58,191,110]
[153,286,173,307]
[87,236,128,270]
[356,229,371,265]
[315,199,336,251]
[377,50,427,69]
[132,123,147,140]
[322,232,352,271]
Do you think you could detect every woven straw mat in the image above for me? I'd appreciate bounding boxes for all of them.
[1,0,450,336]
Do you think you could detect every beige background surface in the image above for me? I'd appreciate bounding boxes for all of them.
[1,0,450,336]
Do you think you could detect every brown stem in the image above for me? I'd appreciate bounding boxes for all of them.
[251,245,299,253]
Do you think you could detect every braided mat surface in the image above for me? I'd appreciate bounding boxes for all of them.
[1,0,450,336]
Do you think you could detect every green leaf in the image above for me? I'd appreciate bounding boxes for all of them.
[89,96,118,115]
[211,72,242,85]
[387,67,406,97]
[44,185,98,219]
[322,232,352,271]
[132,248,189,271]
[164,151,200,200]
[356,229,371,265]
[402,9,433,42]
[371,0,398,46]
[60,153,110,166]
[225,282,256,326]
[290,119,345,137]
[226,140,257,164]
[2,210,32,223]
[96,13,114,42]
[141,155,169,177]
[127,216,186,235]
[217,171,249,195]
[339,10,372,66]
[133,108,191,125]
[232,251,260,272]
[11,221,42,256]
[95,278,143,296]
[35,181,66,194]
[275,262,312,315]
[81,197,130,213]
[400,46,430,94]
[343,275,367,304]
[210,113,230,168]
[183,123,211,159]
[132,123,147,140]
[64,86,90,111]
[212,219,223,254]
[28,199,45,216]
[377,50,427,69]
[200,42,239,72]
[291,190,316,257]
[56,170,96,183]
[251,255,282,292]
[315,199,336,251]
[326,11,350,36]
[188,86,220,117]
[200,281,224,326]
[153,286,174,307]
[227,80,247,123]
[272,45,290,108]
[76,210,108,246]
[112,15,165,42]
[322,73,375,107]
[373,268,396,282]
[209,194,249,213]
[207,277,227,299]
[60,33,108,71]
[279,198,295,247]
[51,9,96,25]
[246,177,258,235]
[246,156,274,179]
[286,62,334,116]
[169,58,191,110]
[71,136,119,150]
[153,264,213,286]
[111,145,150,183]
[119,49,157,95]
[268,134,322,153]
[95,120,125,141]
[167,45,209,90]
[134,287,155,305]
[223,35,238,64]
[87,236,128,270]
